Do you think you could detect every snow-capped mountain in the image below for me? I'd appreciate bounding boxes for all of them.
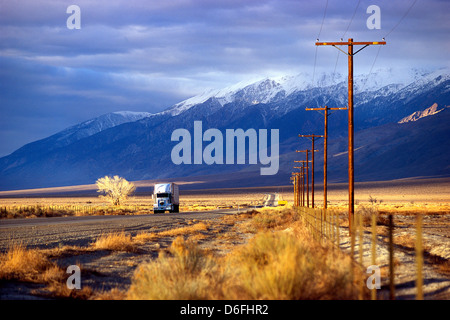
[164,71,346,116]
[1,111,152,167]
[164,67,445,117]
[0,67,448,191]
[53,111,153,146]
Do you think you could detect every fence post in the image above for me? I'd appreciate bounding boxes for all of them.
[336,211,340,248]
[358,212,364,300]
[416,214,423,300]
[314,209,317,239]
[320,209,323,239]
[388,214,395,300]
[371,211,377,300]
[351,213,355,259]
[329,209,333,243]
[358,211,363,267]
[321,209,324,240]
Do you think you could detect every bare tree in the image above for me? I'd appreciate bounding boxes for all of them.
[96,175,136,206]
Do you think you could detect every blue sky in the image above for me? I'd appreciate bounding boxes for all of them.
[0,0,449,157]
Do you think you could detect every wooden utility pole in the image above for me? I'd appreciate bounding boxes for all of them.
[291,173,300,207]
[292,170,304,207]
[296,151,309,207]
[296,150,317,207]
[292,171,299,207]
[305,106,347,209]
[291,175,296,207]
[299,135,323,208]
[300,164,305,206]
[315,38,386,230]
[294,160,308,207]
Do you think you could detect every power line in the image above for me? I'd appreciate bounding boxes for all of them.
[333,0,361,82]
[315,0,363,84]
[313,0,329,85]
[384,0,418,38]
[312,47,319,85]
[317,0,329,39]
[361,0,417,91]
[342,0,361,39]
[360,45,382,92]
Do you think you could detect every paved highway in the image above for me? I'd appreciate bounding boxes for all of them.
[0,208,243,251]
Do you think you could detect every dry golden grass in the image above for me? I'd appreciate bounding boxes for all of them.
[92,232,136,252]
[119,221,213,247]
[181,204,218,211]
[41,280,94,299]
[0,241,137,299]
[377,202,450,215]
[133,232,158,244]
[356,204,378,226]
[225,229,359,300]
[40,245,94,260]
[394,233,432,252]
[93,288,128,300]
[127,207,365,300]
[0,243,55,282]
[437,260,450,275]
[156,221,210,238]
[127,236,221,300]
[0,242,126,299]
[0,203,153,219]
[0,243,97,299]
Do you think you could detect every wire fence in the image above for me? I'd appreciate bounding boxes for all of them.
[296,206,424,300]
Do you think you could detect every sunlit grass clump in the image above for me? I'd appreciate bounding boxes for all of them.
[0,243,55,282]
[225,230,356,299]
[127,208,361,300]
[127,236,221,300]
[92,232,136,252]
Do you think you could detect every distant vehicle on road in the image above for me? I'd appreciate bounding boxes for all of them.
[263,193,287,207]
[153,183,180,213]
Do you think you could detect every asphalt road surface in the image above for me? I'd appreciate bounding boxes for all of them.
[0,208,243,252]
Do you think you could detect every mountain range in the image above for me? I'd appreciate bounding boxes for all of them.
[0,67,449,191]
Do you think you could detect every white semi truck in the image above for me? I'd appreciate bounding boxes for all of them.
[153,183,180,213]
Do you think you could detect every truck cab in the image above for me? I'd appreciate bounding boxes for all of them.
[153,183,180,213]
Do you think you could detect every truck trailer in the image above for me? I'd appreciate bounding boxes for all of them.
[153,183,180,213]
